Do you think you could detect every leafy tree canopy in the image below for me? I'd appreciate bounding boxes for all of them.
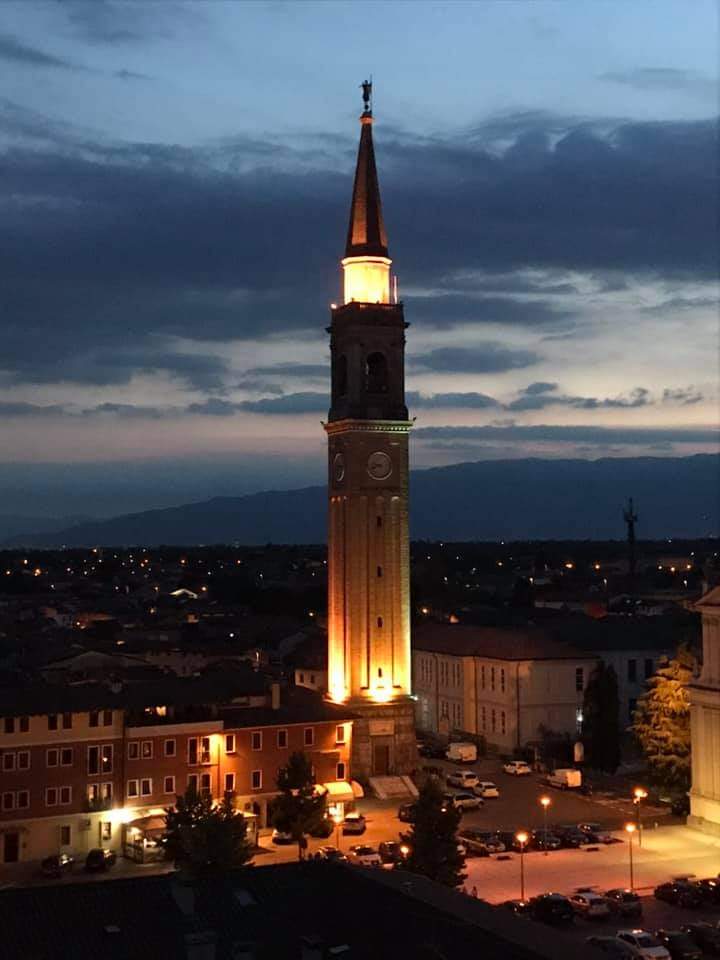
[272,751,326,859]
[401,777,466,889]
[583,661,621,773]
[164,787,253,879]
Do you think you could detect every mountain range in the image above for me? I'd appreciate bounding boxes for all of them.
[3,455,718,548]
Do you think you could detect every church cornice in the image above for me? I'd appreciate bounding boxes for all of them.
[323,418,413,436]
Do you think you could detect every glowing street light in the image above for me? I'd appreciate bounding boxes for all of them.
[515,831,528,901]
[633,787,648,847]
[332,811,343,852]
[539,796,551,855]
[625,823,636,890]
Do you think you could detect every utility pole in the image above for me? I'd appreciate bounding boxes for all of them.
[623,497,638,591]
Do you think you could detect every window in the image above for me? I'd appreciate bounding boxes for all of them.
[188,738,198,765]
[629,698,637,722]
[163,776,176,795]
[224,773,235,793]
[224,734,235,754]
[377,616,383,629]
[187,774,198,793]
[377,566,383,578]
[19,717,29,733]
[200,736,211,764]
[277,729,288,749]
[45,787,58,807]
[48,714,58,731]
[2,753,15,772]
[376,516,382,528]
[88,746,99,775]
[628,659,637,682]
[336,761,346,780]
[299,672,305,683]
[2,792,14,811]
[501,711,506,735]
[140,778,152,798]
[251,770,262,790]
[141,741,153,760]
[576,707,584,734]
[46,748,59,767]
[86,782,112,805]
[102,710,113,726]
[575,667,584,692]
[335,354,348,397]
[481,706,486,731]
[89,744,113,775]
[16,790,29,809]
[164,739,176,758]
[60,747,73,766]
[491,709,496,733]
[644,658,654,680]
[59,786,72,805]
[89,711,99,728]
[303,727,314,747]
[500,669,506,694]
[127,780,139,799]
[336,725,346,744]
[62,713,72,730]
[365,352,388,393]
[251,731,262,751]
[100,822,111,841]
[481,665,486,689]
[17,750,30,771]
[200,773,211,797]
[128,742,139,760]
[3,717,14,735]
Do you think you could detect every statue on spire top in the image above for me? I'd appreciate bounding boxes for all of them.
[361,79,372,114]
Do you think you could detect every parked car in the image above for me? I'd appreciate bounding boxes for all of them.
[556,825,589,848]
[503,760,532,776]
[670,796,690,816]
[504,899,532,915]
[342,812,367,835]
[85,848,116,872]
[40,853,74,878]
[680,922,720,956]
[316,845,348,863]
[418,740,447,760]
[616,930,671,959]
[531,830,562,851]
[460,829,505,855]
[586,937,636,957]
[347,844,381,867]
[446,742,477,763]
[605,889,643,919]
[397,802,417,823]
[654,881,703,909]
[654,930,702,960]
[578,822,614,844]
[530,893,575,925]
[447,769,479,790]
[378,841,409,865]
[569,891,611,920]
[694,877,720,903]
[474,781,500,799]
[271,829,294,845]
[445,791,482,812]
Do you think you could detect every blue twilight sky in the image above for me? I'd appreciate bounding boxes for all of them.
[0,0,718,517]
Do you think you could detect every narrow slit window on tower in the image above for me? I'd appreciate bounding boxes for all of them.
[377,566,383,578]
[365,352,388,393]
[377,616,383,628]
[336,354,348,398]
[376,516,382,528]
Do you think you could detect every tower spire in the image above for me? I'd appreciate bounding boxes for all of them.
[345,79,388,259]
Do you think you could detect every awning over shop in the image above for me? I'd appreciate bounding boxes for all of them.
[126,816,166,838]
[320,781,355,804]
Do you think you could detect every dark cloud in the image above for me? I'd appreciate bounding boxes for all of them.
[600,68,716,97]
[0,103,716,386]
[409,344,540,374]
[523,381,558,395]
[60,0,186,44]
[662,387,704,405]
[415,423,719,447]
[507,385,651,411]
[409,392,499,409]
[238,392,328,414]
[114,69,151,81]
[0,401,65,416]
[245,363,328,378]
[0,33,84,71]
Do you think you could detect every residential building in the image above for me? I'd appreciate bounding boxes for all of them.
[689,585,720,836]
[412,623,596,750]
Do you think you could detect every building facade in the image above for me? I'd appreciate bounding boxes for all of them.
[412,624,596,751]
[0,685,353,867]
[689,586,720,835]
[325,83,415,778]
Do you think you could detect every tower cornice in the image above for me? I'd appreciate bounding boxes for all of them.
[323,418,413,436]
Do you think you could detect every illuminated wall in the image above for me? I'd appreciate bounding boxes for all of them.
[342,256,391,305]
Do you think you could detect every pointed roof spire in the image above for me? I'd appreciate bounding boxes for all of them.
[345,80,389,259]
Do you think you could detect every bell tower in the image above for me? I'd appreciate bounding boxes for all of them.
[325,82,416,779]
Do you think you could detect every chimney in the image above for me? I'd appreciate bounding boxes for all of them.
[271,682,281,711]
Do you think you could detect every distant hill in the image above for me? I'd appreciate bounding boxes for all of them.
[0,515,91,542]
[4,455,718,547]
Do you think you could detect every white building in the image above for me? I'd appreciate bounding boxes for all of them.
[689,586,720,836]
[412,623,596,751]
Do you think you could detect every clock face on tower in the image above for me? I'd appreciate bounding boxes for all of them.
[367,451,392,480]
[333,453,346,482]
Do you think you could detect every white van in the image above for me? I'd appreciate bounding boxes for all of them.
[445,742,477,763]
[547,768,582,790]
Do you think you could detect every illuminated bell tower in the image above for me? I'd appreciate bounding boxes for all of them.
[325,82,416,779]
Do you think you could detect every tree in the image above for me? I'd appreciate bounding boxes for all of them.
[271,751,326,860]
[164,786,253,879]
[401,777,466,888]
[632,646,696,793]
[582,661,621,772]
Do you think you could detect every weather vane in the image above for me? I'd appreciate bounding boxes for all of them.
[361,78,372,114]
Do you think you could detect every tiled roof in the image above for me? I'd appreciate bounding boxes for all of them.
[220,687,357,729]
[412,622,594,661]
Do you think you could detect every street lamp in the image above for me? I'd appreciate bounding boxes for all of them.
[625,823,636,890]
[633,787,648,847]
[332,811,343,852]
[515,831,528,901]
[539,796,551,856]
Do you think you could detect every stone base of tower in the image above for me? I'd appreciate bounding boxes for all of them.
[348,698,417,781]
